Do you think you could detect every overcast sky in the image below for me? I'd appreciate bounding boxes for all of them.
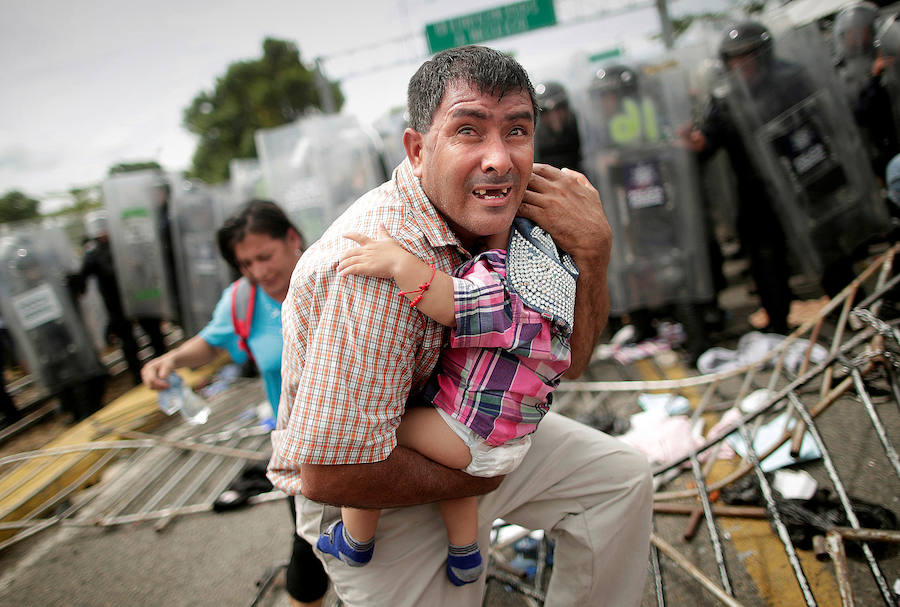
[1,0,742,211]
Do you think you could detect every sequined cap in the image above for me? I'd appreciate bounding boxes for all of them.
[506,217,579,336]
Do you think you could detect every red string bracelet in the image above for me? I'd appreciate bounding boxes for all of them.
[399,264,436,308]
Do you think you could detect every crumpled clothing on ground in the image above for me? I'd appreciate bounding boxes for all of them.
[594,321,686,365]
[707,388,821,472]
[619,408,705,466]
[696,331,828,375]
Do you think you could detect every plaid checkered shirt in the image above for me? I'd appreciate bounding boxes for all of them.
[269,159,466,494]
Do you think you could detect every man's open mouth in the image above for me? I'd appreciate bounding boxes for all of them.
[473,187,511,200]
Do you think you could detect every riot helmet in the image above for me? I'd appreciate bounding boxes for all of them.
[590,64,639,97]
[719,21,774,88]
[6,239,42,283]
[83,210,109,240]
[535,81,569,112]
[719,21,773,65]
[833,2,879,60]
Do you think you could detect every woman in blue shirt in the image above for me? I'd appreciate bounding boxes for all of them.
[142,200,328,607]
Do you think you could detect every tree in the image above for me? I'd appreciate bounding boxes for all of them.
[109,161,163,175]
[738,0,770,14]
[183,37,343,184]
[0,190,40,224]
[69,186,102,213]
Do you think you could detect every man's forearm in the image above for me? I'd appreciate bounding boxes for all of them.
[300,445,502,508]
[566,255,609,377]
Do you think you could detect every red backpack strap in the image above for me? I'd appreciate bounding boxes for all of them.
[230,277,257,362]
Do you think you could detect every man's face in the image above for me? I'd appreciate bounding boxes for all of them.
[600,91,619,116]
[726,54,761,85]
[843,27,873,54]
[404,81,535,248]
[542,106,568,133]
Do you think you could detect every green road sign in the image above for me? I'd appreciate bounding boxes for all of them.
[425,0,557,54]
[588,47,623,63]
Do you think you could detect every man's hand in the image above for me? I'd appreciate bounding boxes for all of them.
[519,164,611,377]
[520,164,611,266]
[677,123,707,152]
[872,53,896,77]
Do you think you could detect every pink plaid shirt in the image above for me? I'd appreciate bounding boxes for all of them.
[426,249,571,447]
[269,160,468,494]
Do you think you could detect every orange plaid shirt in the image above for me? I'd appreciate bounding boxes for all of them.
[269,159,469,495]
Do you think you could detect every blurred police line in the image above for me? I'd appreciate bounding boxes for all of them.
[0,113,390,420]
[526,5,899,359]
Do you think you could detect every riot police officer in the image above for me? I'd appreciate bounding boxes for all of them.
[0,233,108,421]
[833,2,880,106]
[101,170,175,359]
[855,15,900,185]
[682,22,795,333]
[534,80,582,171]
[683,21,882,334]
[74,211,144,385]
[583,60,716,360]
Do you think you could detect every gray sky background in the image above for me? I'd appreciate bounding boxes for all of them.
[1,0,747,211]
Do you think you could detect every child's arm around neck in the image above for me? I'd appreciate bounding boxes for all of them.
[338,223,456,327]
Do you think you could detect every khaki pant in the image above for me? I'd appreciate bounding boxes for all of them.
[295,412,653,607]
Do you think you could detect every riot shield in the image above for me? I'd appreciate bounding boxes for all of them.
[0,230,105,394]
[101,170,179,320]
[372,108,409,174]
[79,273,110,354]
[877,17,900,160]
[831,2,879,107]
[721,23,887,276]
[256,114,387,241]
[229,158,264,216]
[168,179,232,336]
[576,60,713,315]
[837,55,876,106]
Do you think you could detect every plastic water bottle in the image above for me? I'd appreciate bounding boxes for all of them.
[157,374,183,415]
[179,384,211,425]
[157,373,211,425]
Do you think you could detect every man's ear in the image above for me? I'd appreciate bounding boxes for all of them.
[403,127,426,178]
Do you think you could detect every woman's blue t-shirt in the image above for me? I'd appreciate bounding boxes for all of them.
[198,284,283,414]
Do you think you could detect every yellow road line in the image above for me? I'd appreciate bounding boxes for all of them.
[645,351,842,606]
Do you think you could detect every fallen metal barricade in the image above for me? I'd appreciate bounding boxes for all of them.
[3,248,898,606]
[0,379,272,551]
[486,244,900,606]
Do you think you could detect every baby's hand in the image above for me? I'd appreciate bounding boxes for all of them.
[339,223,405,279]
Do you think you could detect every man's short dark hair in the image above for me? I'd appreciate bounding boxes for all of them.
[407,45,538,133]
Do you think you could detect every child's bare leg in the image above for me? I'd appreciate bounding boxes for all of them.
[396,406,472,469]
[342,507,380,542]
[316,507,378,567]
[440,496,478,546]
[398,407,484,586]
[440,495,484,585]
